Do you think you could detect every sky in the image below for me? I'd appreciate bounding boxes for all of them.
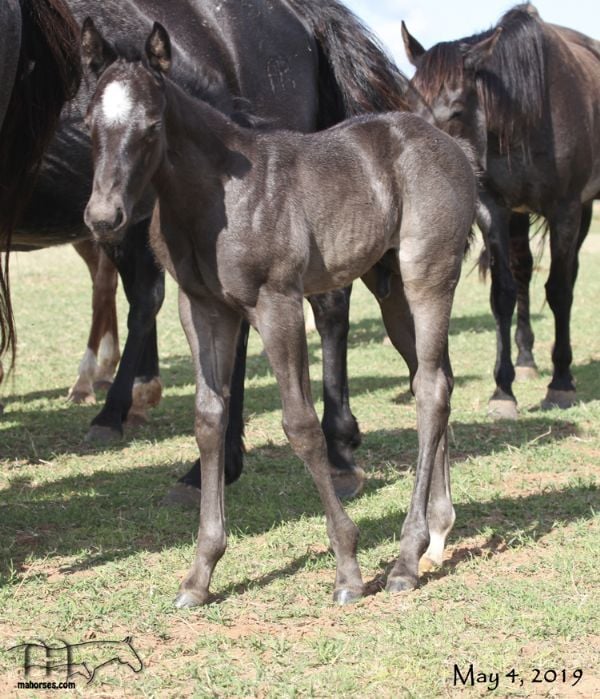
[343,1,600,75]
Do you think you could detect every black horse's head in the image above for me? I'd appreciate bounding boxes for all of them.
[401,21,502,170]
[82,18,171,243]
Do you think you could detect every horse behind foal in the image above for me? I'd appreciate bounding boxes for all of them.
[84,22,477,606]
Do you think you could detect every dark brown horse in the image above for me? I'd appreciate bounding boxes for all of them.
[0,0,80,371]
[83,21,476,606]
[402,3,600,417]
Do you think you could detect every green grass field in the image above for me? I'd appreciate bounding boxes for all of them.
[1,220,599,697]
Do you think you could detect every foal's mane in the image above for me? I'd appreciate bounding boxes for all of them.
[414,4,547,152]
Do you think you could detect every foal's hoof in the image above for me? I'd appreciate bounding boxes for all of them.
[67,390,96,405]
[333,587,363,605]
[488,399,518,421]
[385,575,418,594]
[541,389,577,410]
[515,365,539,382]
[331,466,366,500]
[161,483,201,508]
[84,425,122,444]
[174,589,208,609]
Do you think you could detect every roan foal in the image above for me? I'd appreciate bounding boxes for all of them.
[84,22,477,606]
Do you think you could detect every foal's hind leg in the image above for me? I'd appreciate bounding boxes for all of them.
[362,270,455,578]
[308,288,364,499]
[255,291,364,603]
[384,273,456,592]
[175,291,241,608]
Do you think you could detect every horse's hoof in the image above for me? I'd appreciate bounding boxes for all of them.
[174,589,208,609]
[331,466,366,500]
[161,483,201,508]
[386,575,418,594]
[67,390,96,405]
[541,389,577,410]
[333,587,363,605]
[93,380,113,392]
[515,365,538,382]
[84,425,122,444]
[488,399,518,420]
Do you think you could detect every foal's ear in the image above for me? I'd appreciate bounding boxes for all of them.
[464,28,502,71]
[145,22,172,74]
[401,22,426,67]
[81,17,117,78]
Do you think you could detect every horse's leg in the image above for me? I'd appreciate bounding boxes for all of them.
[479,199,518,419]
[174,291,241,608]
[362,269,455,576]
[509,213,538,381]
[255,291,364,603]
[307,288,364,499]
[542,200,588,409]
[384,275,455,593]
[68,240,120,404]
[85,221,164,442]
[168,321,249,503]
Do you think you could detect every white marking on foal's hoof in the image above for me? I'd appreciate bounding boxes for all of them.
[330,466,366,500]
[333,587,363,605]
[488,399,519,421]
[541,389,577,410]
[174,589,208,609]
[515,365,539,382]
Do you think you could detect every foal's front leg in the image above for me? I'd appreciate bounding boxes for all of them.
[175,291,241,608]
[255,290,364,603]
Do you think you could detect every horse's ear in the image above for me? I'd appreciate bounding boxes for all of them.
[81,17,117,78]
[145,22,172,74]
[464,28,502,71]
[401,22,426,67]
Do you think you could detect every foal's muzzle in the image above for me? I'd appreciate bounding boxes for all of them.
[84,195,128,240]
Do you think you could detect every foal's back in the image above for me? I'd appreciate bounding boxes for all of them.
[223,112,476,298]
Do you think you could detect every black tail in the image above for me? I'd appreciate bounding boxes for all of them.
[0,0,81,373]
[286,0,420,126]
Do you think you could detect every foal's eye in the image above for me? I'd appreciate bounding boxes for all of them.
[146,121,162,135]
[449,110,464,121]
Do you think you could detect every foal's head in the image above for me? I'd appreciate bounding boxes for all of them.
[82,19,171,242]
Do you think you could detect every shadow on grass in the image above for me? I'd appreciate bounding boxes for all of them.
[0,413,586,587]
[0,369,484,463]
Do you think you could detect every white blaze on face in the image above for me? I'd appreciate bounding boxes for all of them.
[102,81,133,125]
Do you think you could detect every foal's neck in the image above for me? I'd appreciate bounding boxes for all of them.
[162,80,247,173]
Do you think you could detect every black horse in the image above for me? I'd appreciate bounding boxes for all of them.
[0,0,80,369]
[402,3,600,417]
[6,0,420,500]
[84,20,476,606]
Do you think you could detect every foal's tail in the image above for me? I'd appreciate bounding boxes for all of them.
[0,0,81,373]
[286,0,423,125]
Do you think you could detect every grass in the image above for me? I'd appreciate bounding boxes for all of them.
[1,222,599,697]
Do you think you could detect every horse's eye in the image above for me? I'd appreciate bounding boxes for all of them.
[450,110,464,120]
